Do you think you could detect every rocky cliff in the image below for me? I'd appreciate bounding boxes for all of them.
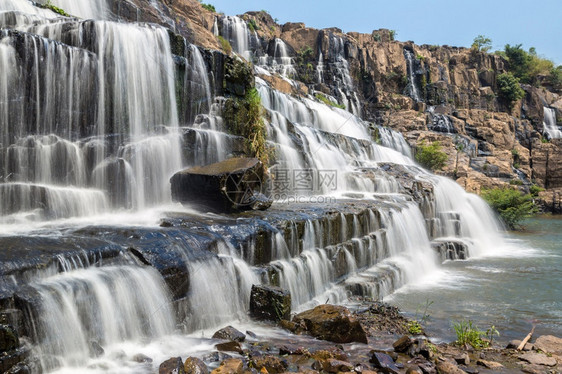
[116,0,562,210]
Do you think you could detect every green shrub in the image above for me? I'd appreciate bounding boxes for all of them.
[415,141,448,171]
[496,72,525,108]
[217,35,232,55]
[471,35,492,52]
[247,19,258,32]
[481,187,537,229]
[453,320,488,349]
[223,88,269,166]
[529,184,544,197]
[389,30,396,41]
[200,3,215,12]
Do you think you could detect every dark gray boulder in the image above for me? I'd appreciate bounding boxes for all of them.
[249,285,291,322]
[170,157,272,213]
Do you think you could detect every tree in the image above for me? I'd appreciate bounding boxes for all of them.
[415,141,448,171]
[496,72,525,108]
[471,35,492,52]
[481,188,537,230]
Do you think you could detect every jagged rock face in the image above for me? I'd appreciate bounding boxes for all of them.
[531,139,562,189]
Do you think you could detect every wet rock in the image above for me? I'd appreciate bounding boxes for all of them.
[184,357,209,374]
[211,358,243,374]
[216,341,244,354]
[393,335,413,353]
[249,285,291,322]
[0,347,29,373]
[202,352,233,363]
[0,324,19,352]
[170,158,271,213]
[246,331,257,339]
[518,352,557,367]
[370,352,400,374]
[250,355,288,374]
[288,304,368,344]
[89,340,104,357]
[534,335,562,356]
[409,358,436,374]
[453,353,470,366]
[406,366,423,374]
[212,326,246,342]
[506,339,534,350]
[132,353,153,363]
[313,358,353,373]
[476,359,504,369]
[159,357,186,374]
[435,361,465,374]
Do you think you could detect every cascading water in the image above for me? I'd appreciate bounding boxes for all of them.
[0,10,183,220]
[0,1,526,372]
[220,15,253,61]
[404,48,422,102]
[542,106,561,139]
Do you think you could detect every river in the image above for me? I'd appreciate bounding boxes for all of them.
[387,215,562,343]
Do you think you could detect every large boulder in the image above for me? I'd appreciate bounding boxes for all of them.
[212,326,246,342]
[170,158,272,213]
[249,285,291,322]
[285,304,368,344]
[534,335,562,356]
[159,357,186,374]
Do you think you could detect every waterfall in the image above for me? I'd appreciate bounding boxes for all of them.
[404,48,422,102]
[543,106,561,139]
[220,15,252,60]
[0,1,523,370]
[1,15,183,220]
[29,266,174,370]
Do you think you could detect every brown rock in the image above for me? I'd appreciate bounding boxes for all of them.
[160,357,186,374]
[506,339,534,351]
[251,355,288,374]
[313,358,353,373]
[289,304,368,344]
[435,361,465,374]
[518,352,557,367]
[211,359,244,374]
[393,335,413,353]
[215,341,243,354]
[476,359,504,369]
[184,357,209,374]
[534,335,562,356]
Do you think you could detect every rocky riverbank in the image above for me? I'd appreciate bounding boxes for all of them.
[153,300,562,374]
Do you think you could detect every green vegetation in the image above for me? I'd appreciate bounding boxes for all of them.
[471,35,492,52]
[295,46,316,83]
[415,141,448,171]
[501,44,560,87]
[496,72,525,108]
[486,325,500,347]
[217,35,232,55]
[452,320,488,349]
[43,0,70,17]
[315,93,345,109]
[481,187,538,229]
[530,184,545,197]
[389,30,396,41]
[247,19,258,32]
[406,320,423,335]
[223,88,270,166]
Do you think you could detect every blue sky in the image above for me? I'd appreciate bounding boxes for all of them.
[209,0,562,65]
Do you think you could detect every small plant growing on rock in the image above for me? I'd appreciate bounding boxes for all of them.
[315,93,345,109]
[406,320,423,335]
[486,325,499,347]
[415,141,448,171]
[247,19,258,32]
[453,320,488,349]
[43,0,70,17]
[217,35,232,55]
